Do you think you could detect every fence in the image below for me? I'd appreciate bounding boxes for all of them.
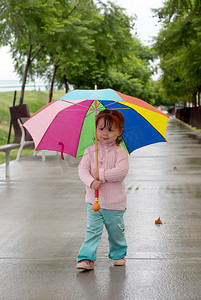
[176,107,201,129]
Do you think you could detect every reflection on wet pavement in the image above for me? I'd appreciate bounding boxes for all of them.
[0,117,201,299]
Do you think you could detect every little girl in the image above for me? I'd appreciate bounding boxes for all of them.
[77,109,129,270]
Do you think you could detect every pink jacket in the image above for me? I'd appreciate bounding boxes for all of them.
[78,142,129,210]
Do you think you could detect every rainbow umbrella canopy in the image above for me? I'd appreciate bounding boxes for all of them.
[23,89,169,157]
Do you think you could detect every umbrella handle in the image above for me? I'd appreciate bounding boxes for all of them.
[95,189,99,201]
[92,189,100,211]
[92,95,100,212]
[58,142,64,160]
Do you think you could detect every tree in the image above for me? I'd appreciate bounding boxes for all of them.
[101,38,155,101]
[0,0,158,105]
[56,1,136,90]
[0,0,65,104]
[153,0,201,105]
[32,0,98,101]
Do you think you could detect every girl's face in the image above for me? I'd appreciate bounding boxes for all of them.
[96,117,122,145]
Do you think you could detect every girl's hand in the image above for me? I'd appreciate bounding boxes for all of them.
[90,180,101,190]
[91,168,99,180]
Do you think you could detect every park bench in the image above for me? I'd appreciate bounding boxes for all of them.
[16,117,35,161]
[0,143,20,177]
[0,104,32,178]
[16,117,46,162]
[0,117,46,178]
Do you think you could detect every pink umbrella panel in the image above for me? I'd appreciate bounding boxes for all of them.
[24,99,98,158]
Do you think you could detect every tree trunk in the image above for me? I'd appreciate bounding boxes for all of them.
[198,86,201,106]
[64,75,69,93]
[49,57,60,103]
[19,45,32,105]
[193,92,197,107]
[19,44,44,105]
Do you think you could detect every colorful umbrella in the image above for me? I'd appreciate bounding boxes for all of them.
[23,89,169,158]
[23,88,169,211]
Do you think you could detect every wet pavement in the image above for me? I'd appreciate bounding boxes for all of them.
[0,117,201,300]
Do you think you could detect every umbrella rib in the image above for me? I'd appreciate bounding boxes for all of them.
[84,102,131,117]
[99,102,114,108]
[97,101,103,109]
[84,101,103,117]
[108,107,131,109]
[62,99,91,109]
[84,100,103,116]
[61,109,91,111]
[100,102,131,109]
[85,110,95,117]
[103,106,131,110]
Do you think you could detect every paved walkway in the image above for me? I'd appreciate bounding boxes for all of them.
[0,117,201,300]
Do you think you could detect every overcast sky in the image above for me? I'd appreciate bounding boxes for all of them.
[0,0,164,81]
[114,0,163,44]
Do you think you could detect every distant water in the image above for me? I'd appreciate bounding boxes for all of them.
[0,80,51,92]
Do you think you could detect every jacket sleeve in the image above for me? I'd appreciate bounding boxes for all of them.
[78,148,95,188]
[99,147,129,183]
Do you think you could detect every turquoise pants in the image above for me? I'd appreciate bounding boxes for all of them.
[77,204,127,262]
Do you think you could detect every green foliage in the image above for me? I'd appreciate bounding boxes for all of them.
[56,1,136,90]
[153,0,201,104]
[0,0,161,105]
[0,0,65,81]
[0,0,62,45]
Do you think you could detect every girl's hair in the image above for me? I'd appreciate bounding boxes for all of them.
[96,109,124,145]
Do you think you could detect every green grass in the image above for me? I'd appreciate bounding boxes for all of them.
[0,90,65,164]
[176,117,201,135]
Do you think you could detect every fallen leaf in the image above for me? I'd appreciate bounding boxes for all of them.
[155,217,163,224]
